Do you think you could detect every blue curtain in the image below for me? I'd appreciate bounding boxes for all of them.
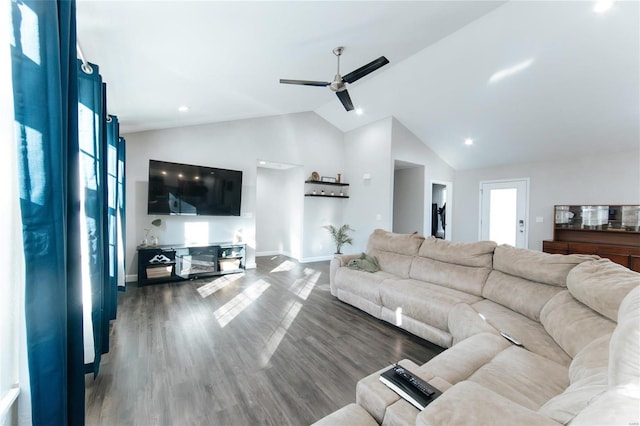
[77,59,107,376]
[10,0,85,424]
[106,115,120,319]
[78,64,124,375]
[117,136,127,292]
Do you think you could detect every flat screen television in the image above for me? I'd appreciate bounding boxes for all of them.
[147,160,242,216]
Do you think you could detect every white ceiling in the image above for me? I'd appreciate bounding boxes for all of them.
[76,1,639,170]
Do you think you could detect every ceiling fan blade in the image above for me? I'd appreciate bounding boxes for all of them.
[336,90,354,111]
[279,79,330,87]
[343,56,389,84]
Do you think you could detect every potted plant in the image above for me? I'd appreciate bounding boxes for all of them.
[323,224,354,254]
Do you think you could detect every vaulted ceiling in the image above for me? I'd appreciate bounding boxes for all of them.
[76,1,639,170]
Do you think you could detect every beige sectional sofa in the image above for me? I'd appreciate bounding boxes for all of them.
[318,229,640,425]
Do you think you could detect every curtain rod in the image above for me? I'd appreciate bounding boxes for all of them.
[76,42,93,74]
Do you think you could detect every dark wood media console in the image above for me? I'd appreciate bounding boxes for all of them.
[543,205,640,272]
[137,242,246,285]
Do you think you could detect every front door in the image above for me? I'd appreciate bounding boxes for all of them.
[480,179,529,248]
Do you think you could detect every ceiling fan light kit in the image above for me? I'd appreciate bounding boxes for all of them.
[280,46,389,112]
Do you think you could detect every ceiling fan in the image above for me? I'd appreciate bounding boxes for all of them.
[280,46,389,111]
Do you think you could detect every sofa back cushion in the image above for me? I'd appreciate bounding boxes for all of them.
[366,229,424,278]
[540,290,616,358]
[409,238,496,296]
[492,245,597,287]
[483,246,597,321]
[482,271,564,322]
[567,259,640,322]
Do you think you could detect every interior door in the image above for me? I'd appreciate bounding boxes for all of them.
[480,179,529,248]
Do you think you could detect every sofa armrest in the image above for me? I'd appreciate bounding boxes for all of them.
[329,253,360,296]
[416,381,561,426]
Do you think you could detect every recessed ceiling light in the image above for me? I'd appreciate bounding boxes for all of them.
[355,108,363,115]
[464,138,474,146]
[593,1,614,13]
[259,161,266,165]
[178,105,189,112]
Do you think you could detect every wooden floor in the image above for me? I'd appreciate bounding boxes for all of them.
[85,255,443,425]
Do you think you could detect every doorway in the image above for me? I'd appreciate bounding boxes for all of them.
[431,181,452,240]
[479,179,529,248]
[393,161,424,234]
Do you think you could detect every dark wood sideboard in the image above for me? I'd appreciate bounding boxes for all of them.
[542,205,640,273]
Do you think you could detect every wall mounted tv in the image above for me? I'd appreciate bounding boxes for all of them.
[147,160,242,216]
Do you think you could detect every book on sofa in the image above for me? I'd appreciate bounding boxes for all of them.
[379,365,441,410]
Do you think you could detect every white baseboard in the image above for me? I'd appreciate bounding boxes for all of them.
[255,250,281,257]
[300,255,334,263]
[126,274,138,283]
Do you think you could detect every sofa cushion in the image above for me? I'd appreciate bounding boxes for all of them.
[366,230,424,278]
[448,303,500,345]
[409,238,495,297]
[537,374,608,424]
[468,346,569,411]
[366,229,425,256]
[568,385,640,425]
[492,245,596,287]
[470,299,573,366]
[608,285,640,387]
[417,333,510,385]
[540,290,616,359]
[334,268,397,304]
[417,381,561,426]
[409,257,491,297]
[379,279,482,332]
[567,258,640,322]
[417,237,496,268]
[482,270,564,321]
[569,333,611,383]
[311,403,378,426]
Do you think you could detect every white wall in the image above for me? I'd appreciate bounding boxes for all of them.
[342,117,456,252]
[256,166,303,258]
[393,166,425,234]
[124,112,344,278]
[391,118,455,236]
[453,149,640,250]
[343,118,394,252]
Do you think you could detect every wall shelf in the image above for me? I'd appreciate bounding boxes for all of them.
[304,180,349,187]
[304,179,349,198]
[305,194,350,198]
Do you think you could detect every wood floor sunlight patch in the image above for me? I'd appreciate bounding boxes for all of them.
[289,267,320,300]
[214,279,270,327]
[196,274,243,298]
[259,300,303,367]
[270,260,297,273]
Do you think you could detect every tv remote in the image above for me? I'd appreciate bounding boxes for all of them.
[393,365,435,397]
[500,331,523,346]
